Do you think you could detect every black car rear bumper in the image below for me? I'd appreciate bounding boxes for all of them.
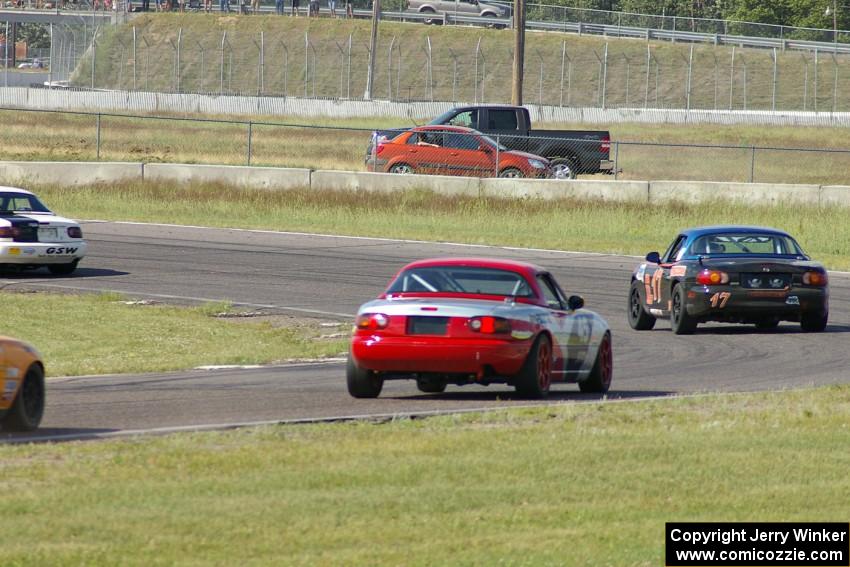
[685,284,828,323]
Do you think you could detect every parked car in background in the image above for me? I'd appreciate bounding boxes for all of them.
[628,225,830,334]
[0,337,45,432]
[0,186,87,275]
[368,105,613,179]
[348,257,612,399]
[366,125,551,178]
[407,0,509,25]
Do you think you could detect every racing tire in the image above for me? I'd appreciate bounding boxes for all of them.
[389,163,415,175]
[2,364,45,432]
[579,331,612,394]
[549,158,578,180]
[346,355,383,398]
[800,310,828,333]
[627,280,656,331]
[670,284,698,335]
[416,377,447,394]
[514,334,552,399]
[48,259,79,276]
[498,167,524,179]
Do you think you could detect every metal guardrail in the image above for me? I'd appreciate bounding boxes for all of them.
[380,9,850,55]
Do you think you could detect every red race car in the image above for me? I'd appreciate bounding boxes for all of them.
[366,125,551,178]
[347,257,612,399]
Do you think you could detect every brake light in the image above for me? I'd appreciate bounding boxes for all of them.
[355,313,389,330]
[67,226,83,238]
[601,136,610,153]
[802,271,828,286]
[696,270,729,285]
[468,316,511,334]
[0,226,22,239]
[375,144,385,155]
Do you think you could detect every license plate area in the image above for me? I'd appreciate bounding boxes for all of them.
[406,316,450,336]
[38,227,58,241]
[741,273,790,289]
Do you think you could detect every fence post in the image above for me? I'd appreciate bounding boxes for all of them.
[749,146,755,182]
[772,48,777,111]
[495,135,500,178]
[832,53,838,112]
[729,46,735,110]
[686,44,693,110]
[644,44,650,109]
[247,121,253,165]
[815,49,819,112]
[602,42,608,109]
[613,141,619,180]
[96,113,101,160]
[132,26,137,90]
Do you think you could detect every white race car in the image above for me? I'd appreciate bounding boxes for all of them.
[0,186,87,275]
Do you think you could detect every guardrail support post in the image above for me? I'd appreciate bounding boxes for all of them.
[749,146,755,182]
[247,121,253,165]
[96,113,101,160]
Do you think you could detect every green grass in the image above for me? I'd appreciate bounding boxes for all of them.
[36,180,850,270]
[1,291,347,376]
[1,386,849,565]
[79,14,850,113]
[4,106,850,184]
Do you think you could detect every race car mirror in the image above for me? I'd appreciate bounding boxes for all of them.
[645,251,661,264]
[567,295,584,311]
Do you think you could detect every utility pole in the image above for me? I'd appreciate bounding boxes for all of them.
[364,0,381,100]
[511,0,525,105]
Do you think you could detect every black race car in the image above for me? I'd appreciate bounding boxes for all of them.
[628,226,829,334]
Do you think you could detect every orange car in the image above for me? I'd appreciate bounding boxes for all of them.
[366,125,551,178]
[0,337,45,432]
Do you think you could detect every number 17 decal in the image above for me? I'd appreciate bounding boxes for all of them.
[709,292,731,308]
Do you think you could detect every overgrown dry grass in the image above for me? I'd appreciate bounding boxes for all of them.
[3,107,850,183]
[79,14,850,112]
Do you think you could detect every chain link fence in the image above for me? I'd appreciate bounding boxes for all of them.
[4,106,850,185]
[62,21,850,113]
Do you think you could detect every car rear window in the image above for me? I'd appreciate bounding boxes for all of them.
[688,233,805,256]
[387,266,533,297]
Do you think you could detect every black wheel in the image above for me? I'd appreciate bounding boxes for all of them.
[416,377,446,394]
[346,355,383,398]
[389,163,414,174]
[420,7,440,24]
[514,335,552,399]
[627,280,656,331]
[670,284,697,335]
[755,319,780,330]
[550,158,578,180]
[48,259,79,275]
[2,364,45,432]
[800,310,828,332]
[498,167,524,178]
[579,331,612,393]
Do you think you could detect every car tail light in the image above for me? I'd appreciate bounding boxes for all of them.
[468,316,511,334]
[67,227,83,238]
[375,143,386,155]
[696,269,729,285]
[355,313,389,330]
[802,271,828,286]
[601,136,610,153]
[0,226,22,239]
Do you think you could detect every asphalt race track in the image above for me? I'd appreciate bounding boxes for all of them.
[3,220,849,442]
